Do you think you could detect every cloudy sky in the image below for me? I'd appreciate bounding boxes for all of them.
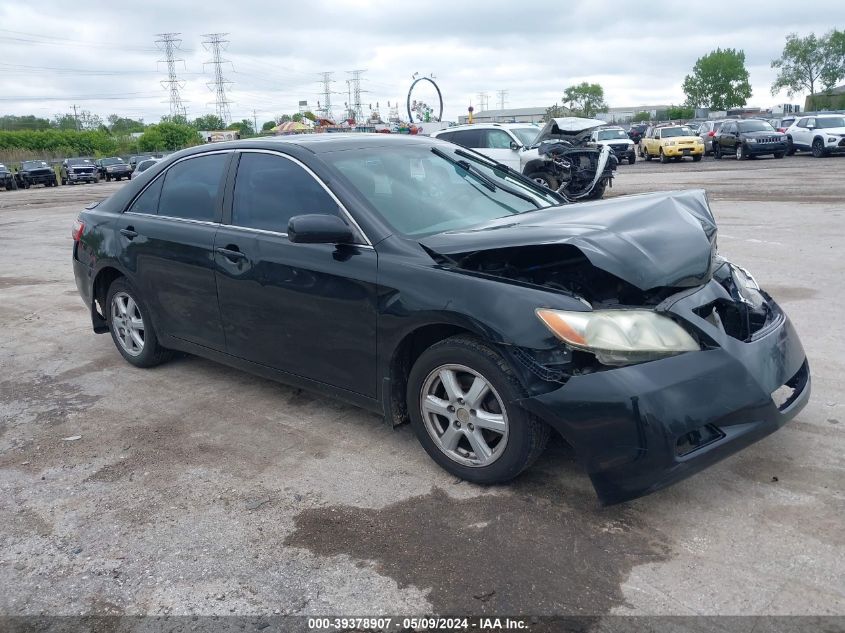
[1,0,842,126]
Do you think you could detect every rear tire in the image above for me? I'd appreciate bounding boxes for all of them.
[627,153,636,164]
[407,335,550,484]
[106,278,172,368]
[713,143,722,160]
[774,152,785,159]
[644,146,652,161]
[786,137,795,155]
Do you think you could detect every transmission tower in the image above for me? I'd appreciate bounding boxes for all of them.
[476,91,490,112]
[497,89,509,110]
[202,33,233,126]
[317,72,335,120]
[347,69,367,122]
[155,33,187,119]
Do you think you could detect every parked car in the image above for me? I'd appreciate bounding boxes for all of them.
[773,116,797,133]
[785,114,845,157]
[131,158,159,179]
[640,125,704,162]
[697,120,727,154]
[0,162,18,190]
[71,134,809,504]
[15,159,58,188]
[60,158,99,185]
[97,157,133,181]
[431,123,541,170]
[627,123,649,143]
[589,126,636,164]
[713,120,787,160]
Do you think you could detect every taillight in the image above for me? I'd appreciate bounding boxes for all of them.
[708,131,715,137]
[778,127,786,133]
[71,218,85,241]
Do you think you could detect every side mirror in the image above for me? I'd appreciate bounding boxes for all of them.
[509,140,522,151]
[288,214,354,245]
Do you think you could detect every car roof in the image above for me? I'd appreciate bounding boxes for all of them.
[433,122,537,133]
[173,133,442,156]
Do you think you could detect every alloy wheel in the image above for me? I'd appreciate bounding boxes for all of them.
[736,145,744,160]
[111,292,145,357]
[420,364,509,468]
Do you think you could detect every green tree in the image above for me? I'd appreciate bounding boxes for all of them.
[545,103,565,119]
[302,111,317,122]
[279,114,292,123]
[107,115,145,135]
[562,82,607,118]
[227,119,255,138]
[632,111,651,122]
[291,113,304,123]
[138,122,200,152]
[0,115,52,131]
[666,105,695,120]
[261,120,277,131]
[771,31,845,107]
[192,114,225,130]
[682,48,752,110]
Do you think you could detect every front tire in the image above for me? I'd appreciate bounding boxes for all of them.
[774,152,785,159]
[692,154,702,162]
[407,335,550,484]
[812,138,826,158]
[659,149,669,163]
[627,153,636,165]
[736,144,748,160]
[525,170,559,191]
[106,278,171,368]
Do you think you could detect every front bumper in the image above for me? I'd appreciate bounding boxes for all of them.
[747,142,788,155]
[518,281,809,504]
[662,145,704,157]
[67,172,97,182]
[26,173,55,184]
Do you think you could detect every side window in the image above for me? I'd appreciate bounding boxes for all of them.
[128,177,164,215]
[655,130,662,139]
[483,129,513,149]
[449,129,483,148]
[436,132,454,143]
[231,153,338,233]
[796,118,808,128]
[806,118,816,128]
[158,153,228,222]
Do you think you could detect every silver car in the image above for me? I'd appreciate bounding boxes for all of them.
[697,120,727,154]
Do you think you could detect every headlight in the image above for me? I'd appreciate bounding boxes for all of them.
[665,141,676,146]
[536,308,700,366]
[828,137,838,143]
[747,138,757,143]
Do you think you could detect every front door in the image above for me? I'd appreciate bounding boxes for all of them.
[120,152,230,350]
[479,129,522,170]
[213,150,379,398]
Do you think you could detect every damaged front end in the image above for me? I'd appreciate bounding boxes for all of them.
[421,189,810,503]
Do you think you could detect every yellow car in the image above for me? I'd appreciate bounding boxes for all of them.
[640,125,704,163]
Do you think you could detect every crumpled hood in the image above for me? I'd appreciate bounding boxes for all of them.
[420,189,717,291]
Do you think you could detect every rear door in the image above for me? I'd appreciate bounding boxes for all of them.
[213,150,379,397]
[120,151,231,350]
[792,118,811,148]
[479,129,522,169]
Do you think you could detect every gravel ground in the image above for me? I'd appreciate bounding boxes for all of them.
[0,152,843,619]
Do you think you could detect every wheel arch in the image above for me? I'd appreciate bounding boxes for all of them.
[91,265,127,332]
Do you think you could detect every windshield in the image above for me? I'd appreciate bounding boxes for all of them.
[597,129,628,140]
[660,127,693,138]
[737,121,775,133]
[324,143,558,238]
[22,161,49,169]
[67,158,93,166]
[102,157,124,165]
[511,127,539,145]
[817,117,845,129]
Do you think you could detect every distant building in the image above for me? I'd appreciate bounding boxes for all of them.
[805,85,845,111]
[457,107,546,125]
[772,103,801,115]
[596,105,671,123]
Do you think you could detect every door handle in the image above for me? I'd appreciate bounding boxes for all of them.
[120,227,138,239]
[215,246,246,261]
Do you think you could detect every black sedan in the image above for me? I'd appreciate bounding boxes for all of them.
[71,135,810,504]
[713,119,788,160]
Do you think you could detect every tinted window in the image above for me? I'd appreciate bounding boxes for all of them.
[158,153,228,222]
[483,129,513,149]
[128,177,164,215]
[797,118,808,127]
[448,129,483,148]
[232,153,338,233]
[436,131,454,142]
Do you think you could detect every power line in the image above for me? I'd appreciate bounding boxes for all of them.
[202,33,233,125]
[155,33,187,119]
[317,71,335,120]
[476,91,490,112]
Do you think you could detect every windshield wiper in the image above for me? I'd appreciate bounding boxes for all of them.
[452,148,562,205]
[430,147,497,192]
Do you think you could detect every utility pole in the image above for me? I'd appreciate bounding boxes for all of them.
[317,72,335,120]
[155,33,187,120]
[202,33,233,126]
[252,109,258,134]
[346,79,353,121]
[347,69,367,122]
[497,89,508,110]
[72,104,80,130]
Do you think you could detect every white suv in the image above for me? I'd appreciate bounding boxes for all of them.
[785,114,845,157]
[588,126,636,164]
[431,123,540,170]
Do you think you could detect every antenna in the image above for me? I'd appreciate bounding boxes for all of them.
[155,33,187,119]
[202,33,233,126]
